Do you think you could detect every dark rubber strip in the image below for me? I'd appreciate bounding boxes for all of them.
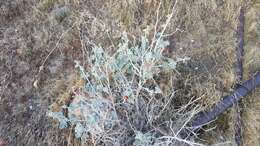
[191,72,260,128]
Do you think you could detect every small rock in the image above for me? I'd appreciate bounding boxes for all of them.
[16,48,23,55]
[0,139,6,146]
[33,80,39,89]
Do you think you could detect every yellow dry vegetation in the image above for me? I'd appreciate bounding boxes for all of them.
[36,0,259,144]
[49,73,85,112]
[243,1,260,145]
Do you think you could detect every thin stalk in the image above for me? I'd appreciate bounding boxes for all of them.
[234,7,245,146]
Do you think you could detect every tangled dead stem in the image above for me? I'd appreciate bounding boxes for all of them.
[0,0,260,146]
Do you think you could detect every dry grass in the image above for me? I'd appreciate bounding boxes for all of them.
[1,0,260,145]
[242,1,260,145]
[43,0,246,145]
